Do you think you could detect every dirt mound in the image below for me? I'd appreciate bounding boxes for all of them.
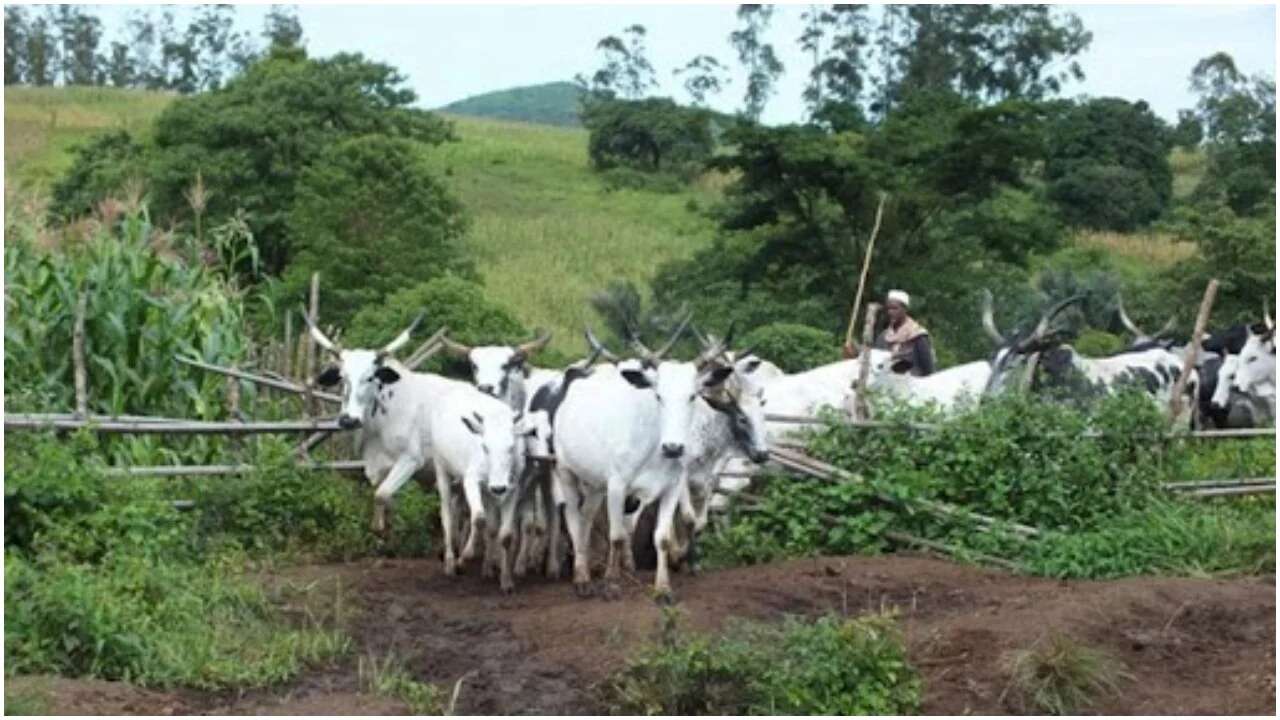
[11,554,1275,715]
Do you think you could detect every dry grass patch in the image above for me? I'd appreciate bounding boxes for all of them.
[1073,229,1196,268]
[1000,632,1130,714]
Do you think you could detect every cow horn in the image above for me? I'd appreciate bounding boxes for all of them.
[439,334,474,358]
[980,290,1006,345]
[1029,294,1085,344]
[1265,302,1274,332]
[695,321,736,368]
[1153,315,1178,340]
[654,309,693,360]
[583,326,620,363]
[300,304,341,355]
[1115,295,1147,338]
[516,330,552,357]
[381,312,423,356]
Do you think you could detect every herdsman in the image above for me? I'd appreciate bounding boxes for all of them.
[875,289,935,376]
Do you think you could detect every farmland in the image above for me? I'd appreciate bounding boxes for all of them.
[4,80,1275,717]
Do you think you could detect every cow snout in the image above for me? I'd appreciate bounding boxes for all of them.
[662,442,685,458]
[749,449,769,464]
[489,484,509,497]
[338,415,362,430]
[478,384,496,396]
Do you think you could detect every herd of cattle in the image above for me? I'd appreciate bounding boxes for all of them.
[301,291,1276,598]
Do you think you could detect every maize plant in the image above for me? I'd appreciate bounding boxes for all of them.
[5,207,263,462]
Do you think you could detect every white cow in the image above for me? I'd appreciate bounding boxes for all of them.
[551,318,738,599]
[430,386,535,593]
[307,312,462,536]
[1224,321,1277,426]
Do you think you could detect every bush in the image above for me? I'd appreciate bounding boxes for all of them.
[738,323,840,373]
[581,96,714,175]
[605,610,921,715]
[1048,163,1163,232]
[280,134,473,328]
[48,130,148,221]
[1072,329,1124,357]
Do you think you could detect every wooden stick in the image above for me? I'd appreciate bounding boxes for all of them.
[73,290,88,417]
[883,530,1027,572]
[305,272,320,418]
[1179,484,1275,498]
[175,356,341,403]
[283,309,294,380]
[844,192,888,350]
[853,302,880,421]
[1170,279,1218,421]
[5,415,344,434]
[405,326,449,370]
[1163,477,1277,490]
[103,460,367,478]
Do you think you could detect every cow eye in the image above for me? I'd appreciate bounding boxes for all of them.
[688,393,696,402]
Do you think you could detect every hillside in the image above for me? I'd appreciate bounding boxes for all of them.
[438,81,582,127]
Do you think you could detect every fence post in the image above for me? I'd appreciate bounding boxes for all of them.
[73,290,89,417]
[304,272,320,418]
[282,308,294,380]
[853,302,880,421]
[1169,279,1218,422]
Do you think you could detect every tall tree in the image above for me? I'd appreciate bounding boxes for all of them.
[103,41,135,87]
[61,7,104,85]
[4,6,29,85]
[674,54,729,107]
[577,24,657,100]
[25,14,59,86]
[127,9,161,89]
[191,4,236,91]
[813,5,871,113]
[263,5,304,49]
[730,4,785,122]
[798,5,830,115]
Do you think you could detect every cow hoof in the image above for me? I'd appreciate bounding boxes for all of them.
[501,583,515,596]
[546,562,563,579]
[574,582,594,598]
[654,590,676,606]
[443,558,458,576]
[602,582,622,601]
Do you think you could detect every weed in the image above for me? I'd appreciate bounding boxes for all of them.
[358,651,446,715]
[1000,632,1130,714]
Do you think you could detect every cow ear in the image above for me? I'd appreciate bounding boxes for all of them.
[701,393,733,414]
[702,366,734,389]
[316,366,341,387]
[621,369,652,389]
[374,366,401,384]
[743,358,762,374]
[890,360,912,374]
[461,414,482,435]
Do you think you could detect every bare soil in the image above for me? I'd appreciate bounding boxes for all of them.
[8,554,1275,715]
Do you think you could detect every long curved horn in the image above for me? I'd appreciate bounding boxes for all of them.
[1152,315,1177,340]
[1026,293,1085,346]
[1115,295,1147,338]
[438,334,474,358]
[583,326,620,363]
[380,312,423,356]
[981,290,1007,345]
[695,321,736,368]
[627,323,657,365]
[300,304,340,354]
[653,310,693,360]
[516,329,552,357]
[1265,302,1274,332]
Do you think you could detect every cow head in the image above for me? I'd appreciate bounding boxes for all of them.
[1228,325,1276,398]
[439,331,552,405]
[307,309,423,429]
[983,291,1084,395]
[461,406,534,497]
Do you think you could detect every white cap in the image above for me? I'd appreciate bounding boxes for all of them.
[886,289,910,308]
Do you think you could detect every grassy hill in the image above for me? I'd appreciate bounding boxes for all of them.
[3,86,719,355]
[438,81,582,127]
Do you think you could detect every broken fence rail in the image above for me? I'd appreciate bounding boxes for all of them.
[5,414,343,434]
[765,413,1276,441]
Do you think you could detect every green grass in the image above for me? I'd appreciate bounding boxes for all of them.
[423,114,721,353]
[4,86,174,193]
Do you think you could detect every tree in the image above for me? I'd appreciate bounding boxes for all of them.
[809,5,870,116]
[191,4,236,91]
[1186,52,1275,215]
[1171,109,1203,149]
[5,6,29,84]
[59,7,103,86]
[580,97,715,174]
[126,9,161,89]
[674,54,729,107]
[281,135,473,327]
[263,5,304,50]
[730,4,785,122]
[798,5,830,115]
[103,42,135,88]
[25,14,60,86]
[577,24,656,100]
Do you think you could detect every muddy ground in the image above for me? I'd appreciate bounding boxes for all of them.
[8,554,1275,715]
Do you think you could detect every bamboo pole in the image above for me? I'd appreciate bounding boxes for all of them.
[103,460,367,478]
[405,327,448,370]
[852,302,880,421]
[305,272,321,418]
[73,290,89,417]
[5,415,343,434]
[1169,279,1218,421]
[1178,485,1275,498]
[1163,477,1277,490]
[843,192,888,353]
[174,356,341,404]
[283,309,294,379]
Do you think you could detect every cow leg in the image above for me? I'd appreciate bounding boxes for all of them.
[498,494,520,594]
[434,462,459,576]
[602,478,629,599]
[372,456,421,538]
[652,484,683,602]
[547,470,575,580]
[561,473,601,597]
[460,470,487,566]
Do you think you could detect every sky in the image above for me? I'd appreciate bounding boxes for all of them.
[81,2,1277,124]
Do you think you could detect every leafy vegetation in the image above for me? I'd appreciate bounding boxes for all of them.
[605,609,921,715]
[738,323,841,373]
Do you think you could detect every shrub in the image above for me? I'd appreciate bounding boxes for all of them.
[738,323,840,373]
[1048,163,1163,232]
[580,96,714,175]
[605,610,921,715]
[280,134,473,328]
[1072,329,1124,357]
[48,130,148,221]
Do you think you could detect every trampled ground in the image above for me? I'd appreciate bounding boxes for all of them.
[8,554,1274,715]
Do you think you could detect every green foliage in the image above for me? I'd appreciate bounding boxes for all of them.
[580,97,714,176]
[1045,98,1172,231]
[47,130,148,220]
[1001,633,1129,714]
[359,652,447,714]
[738,323,840,373]
[279,134,473,328]
[605,611,921,715]
[1162,203,1276,326]
[1072,329,1124,357]
[441,81,584,127]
